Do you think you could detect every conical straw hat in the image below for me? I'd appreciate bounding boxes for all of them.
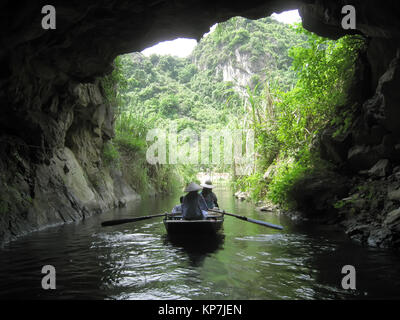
[200,180,214,188]
[184,182,202,192]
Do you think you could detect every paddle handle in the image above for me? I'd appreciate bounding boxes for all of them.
[210,209,283,230]
[101,213,166,227]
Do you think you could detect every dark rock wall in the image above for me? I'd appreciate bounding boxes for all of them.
[0,71,140,243]
[1,0,400,245]
[297,2,400,247]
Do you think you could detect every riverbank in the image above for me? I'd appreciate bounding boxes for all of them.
[234,169,400,249]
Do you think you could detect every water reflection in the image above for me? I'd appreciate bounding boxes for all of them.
[163,233,225,267]
[0,185,400,299]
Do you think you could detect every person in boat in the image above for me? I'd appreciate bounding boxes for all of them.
[171,196,184,215]
[201,180,219,209]
[181,182,208,220]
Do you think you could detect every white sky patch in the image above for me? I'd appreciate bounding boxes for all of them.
[204,24,217,37]
[271,9,301,24]
[141,38,198,58]
[141,10,301,58]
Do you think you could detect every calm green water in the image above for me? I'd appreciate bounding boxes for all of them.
[0,185,400,299]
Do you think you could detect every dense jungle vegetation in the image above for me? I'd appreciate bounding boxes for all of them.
[101,16,365,207]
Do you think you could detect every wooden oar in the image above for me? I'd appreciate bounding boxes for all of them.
[101,213,166,227]
[210,209,283,230]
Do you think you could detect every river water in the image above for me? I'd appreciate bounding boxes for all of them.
[0,185,399,300]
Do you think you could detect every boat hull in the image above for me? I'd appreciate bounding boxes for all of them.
[163,213,224,235]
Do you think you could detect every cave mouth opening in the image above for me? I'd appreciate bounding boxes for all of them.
[2,1,400,249]
[140,10,302,58]
[109,8,366,197]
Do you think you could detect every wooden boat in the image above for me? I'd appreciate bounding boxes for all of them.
[163,211,224,234]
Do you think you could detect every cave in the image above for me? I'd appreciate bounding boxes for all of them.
[1,0,400,248]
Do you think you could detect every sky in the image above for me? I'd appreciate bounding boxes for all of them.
[141,10,301,58]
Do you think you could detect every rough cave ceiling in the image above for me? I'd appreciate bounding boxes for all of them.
[1,0,399,82]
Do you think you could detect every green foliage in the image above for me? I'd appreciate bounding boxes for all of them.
[101,56,127,116]
[175,165,200,185]
[193,16,308,91]
[178,64,198,83]
[273,30,365,155]
[102,142,120,167]
[228,28,250,49]
[231,172,268,201]
[100,57,178,194]
[115,112,150,154]
[101,16,365,205]
[233,25,366,206]
[331,103,358,138]
[266,156,309,208]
